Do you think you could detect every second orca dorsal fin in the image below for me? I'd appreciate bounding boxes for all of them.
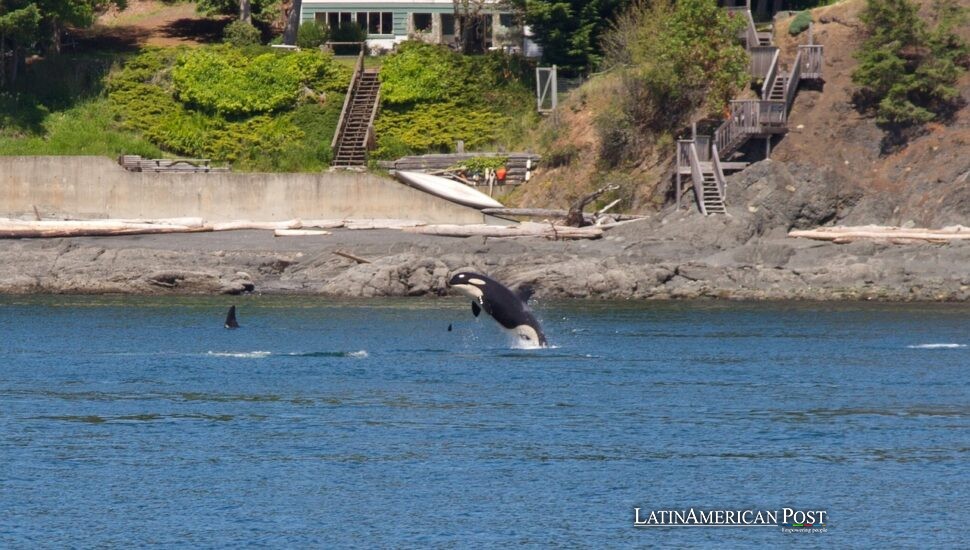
[515,284,535,303]
[471,301,481,317]
[224,305,239,329]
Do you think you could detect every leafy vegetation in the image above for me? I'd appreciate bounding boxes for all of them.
[330,22,367,55]
[374,42,536,159]
[508,0,630,74]
[788,10,813,36]
[223,20,262,46]
[297,21,328,49]
[107,46,350,170]
[597,0,748,164]
[852,0,968,145]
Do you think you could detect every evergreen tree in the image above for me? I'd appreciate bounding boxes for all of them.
[509,0,630,74]
[852,0,968,133]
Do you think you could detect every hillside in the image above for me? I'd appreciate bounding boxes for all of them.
[512,0,969,226]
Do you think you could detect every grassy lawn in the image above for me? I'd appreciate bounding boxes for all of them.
[0,96,163,158]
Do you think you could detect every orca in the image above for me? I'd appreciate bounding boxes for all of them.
[447,272,547,348]
[224,305,239,329]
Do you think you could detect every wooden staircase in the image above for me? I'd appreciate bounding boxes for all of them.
[332,53,381,168]
[676,5,824,215]
[700,168,726,214]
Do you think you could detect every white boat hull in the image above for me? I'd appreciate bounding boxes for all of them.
[394,171,504,210]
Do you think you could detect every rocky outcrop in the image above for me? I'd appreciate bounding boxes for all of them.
[1,158,968,301]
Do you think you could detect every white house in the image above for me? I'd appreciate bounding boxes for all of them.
[300,0,538,54]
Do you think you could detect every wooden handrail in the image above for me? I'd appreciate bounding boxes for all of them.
[799,44,824,79]
[749,46,777,80]
[364,86,381,151]
[785,49,803,112]
[761,48,780,100]
[687,142,708,216]
[331,48,365,150]
[711,143,727,201]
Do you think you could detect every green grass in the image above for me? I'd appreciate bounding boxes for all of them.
[0,96,164,157]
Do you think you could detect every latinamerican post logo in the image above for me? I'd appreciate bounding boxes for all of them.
[634,508,828,533]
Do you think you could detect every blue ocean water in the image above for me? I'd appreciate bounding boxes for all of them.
[1,296,967,547]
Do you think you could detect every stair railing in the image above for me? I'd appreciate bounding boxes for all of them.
[364,84,381,152]
[760,48,780,100]
[749,46,777,80]
[331,47,365,150]
[799,44,824,80]
[687,141,708,216]
[711,143,727,202]
[784,48,804,113]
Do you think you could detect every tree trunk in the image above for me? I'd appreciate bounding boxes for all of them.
[283,0,303,45]
[239,0,252,24]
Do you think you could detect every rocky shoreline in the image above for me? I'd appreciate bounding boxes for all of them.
[2,160,969,301]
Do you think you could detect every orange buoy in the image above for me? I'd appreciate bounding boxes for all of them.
[496,167,507,181]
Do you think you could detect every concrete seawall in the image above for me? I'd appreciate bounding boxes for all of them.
[0,156,499,224]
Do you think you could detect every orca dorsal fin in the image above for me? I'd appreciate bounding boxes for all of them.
[471,301,481,317]
[225,305,239,329]
[515,284,535,303]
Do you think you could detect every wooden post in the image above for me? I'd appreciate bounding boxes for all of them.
[765,137,771,158]
[456,140,465,153]
[676,171,682,210]
[808,23,814,45]
[552,65,558,110]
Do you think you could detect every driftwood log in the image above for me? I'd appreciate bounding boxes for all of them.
[565,184,620,227]
[273,229,332,237]
[789,225,970,243]
[0,219,210,239]
[403,222,602,240]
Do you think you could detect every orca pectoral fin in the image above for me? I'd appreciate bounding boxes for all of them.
[515,284,535,303]
[471,302,481,317]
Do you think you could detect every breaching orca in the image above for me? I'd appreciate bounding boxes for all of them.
[448,272,547,347]
[224,305,239,329]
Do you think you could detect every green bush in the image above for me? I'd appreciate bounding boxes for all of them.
[223,20,262,46]
[107,46,351,170]
[374,42,534,158]
[789,11,812,36]
[598,0,748,162]
[297,21,328,49]
[172,47,349,115]
[330,22,367,55]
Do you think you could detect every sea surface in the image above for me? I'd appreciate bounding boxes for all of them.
[1,296,967,547]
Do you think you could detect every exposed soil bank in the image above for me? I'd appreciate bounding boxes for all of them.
[2,159,969,301]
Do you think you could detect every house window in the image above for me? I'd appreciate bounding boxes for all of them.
[413,13,432,32]
[499,13,514,28]
[340,12,351,24]
[381,12,393,35]
[441,14,455,36]
[356,12,367,27]
[327,12,339,29]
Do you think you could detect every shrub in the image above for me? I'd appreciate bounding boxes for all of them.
[789,11,812,36]
[297,21,328,49]
[598,0,748,162]
[330,22,367,55]
[223,20,262,46]
[374,42,534,157]
[172,47,350,115]
[107,46,351,170]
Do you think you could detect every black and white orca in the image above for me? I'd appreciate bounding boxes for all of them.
[448,272,547,348]
[224,305,239,329]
